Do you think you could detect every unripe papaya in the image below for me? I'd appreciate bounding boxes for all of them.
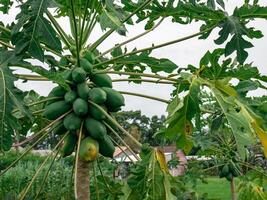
[225,172,233,181]
[85,118,107,140]
[89,104,107,120]
[63,113,82,131]
[84,51,95,63]
[229,163,239,177]
[80,58,93,74]
[72,68,86,83]
[44,101,71,120]
[73,98,88,116]
[102,87,125,109]
[99,136,115,158]
[91,73,112,88]
[79,137,99,162]
[64,91,77,103]
[88,88,107,104]
[59,57,69,66]
[77,82,90,100]
[60,134,77,157]
[221,164,229,177]
[49,86,67,97]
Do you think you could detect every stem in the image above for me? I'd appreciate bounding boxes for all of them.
[0,24,10,33]
[19,134,67,200]
[33,147,62,200]
[79,0,90,50]
[230,178,237,200]
[0,113,69,177]
[88,0,153,51]
[93,27,215,68]
[42,45,63,57]
[70,0,81,66]
[46,11,71,48]
[112,78,175,84]
[17,74,48,81]
[97,17,164,58]
[103,121,140,161]
[88,100,142,149]
[118,90,170,104]
[83,9,98,45]
[32,109,45,115]
[98,70,178,82]
[0,40,14,49]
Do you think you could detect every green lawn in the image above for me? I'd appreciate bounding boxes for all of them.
[193,177,232,200]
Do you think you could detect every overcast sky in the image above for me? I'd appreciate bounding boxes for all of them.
[1,0,267,117]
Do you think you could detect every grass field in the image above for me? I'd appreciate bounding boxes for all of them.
[193,177,232,200]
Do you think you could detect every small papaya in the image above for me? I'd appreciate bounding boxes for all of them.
[49,86,67,97]
[59,57,69,66]
[99,136,115,158]
[90,73,112,88]
[43,101,71,120]
[72,68,86,83]
[64,91,77,103]
[88,88,107,104]
[60,134,77,157]
[85,118,107,140]
[221,164,229,177]
[80,58,93,74]
[79,137,99,162]
[102,87,125,109]
[63,113,82,131]
[52,121,67,135]
[89,104,107,120]
[84,51,95,63]
[77,82,90,100]
[73,98,88,116]
[225,172,233,181]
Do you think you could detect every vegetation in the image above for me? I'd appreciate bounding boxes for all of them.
[0,0,267,199]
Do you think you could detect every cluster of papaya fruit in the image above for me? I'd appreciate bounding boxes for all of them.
[43,52,125,162]
[218,162,241,181]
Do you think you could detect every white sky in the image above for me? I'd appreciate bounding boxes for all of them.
[1,0,267,117]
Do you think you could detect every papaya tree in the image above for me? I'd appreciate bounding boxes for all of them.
[0,0,267,199]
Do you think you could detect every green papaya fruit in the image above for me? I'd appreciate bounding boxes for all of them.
[52,121,67,135]
[88,88,107,104]
[63,113,82,131]
[49,86,67,97]
[44,101,71,120]
[80,58,93,74]
[221,164,229,177]
[91,73,112,88]
[99,136,115,158]
[225,173,233,181]
[84,51,95,63]
[79,137,99,162]
[73,98,88,116]
[72,68,86,83]
[60,134,77,157]
[89,104,107,120]
[229,163,239,177]
[61,70,72,81]
[77,82,90,100]
[59,57,69,66]
[102,87,125,109]
[85,118,107,140]
[64,91,77,103]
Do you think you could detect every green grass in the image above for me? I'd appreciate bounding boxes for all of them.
[193,177,232,200]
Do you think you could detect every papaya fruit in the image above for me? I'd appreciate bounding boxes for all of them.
[85,118,107,140]
[89,104,107,120]
[64,91,77,103]
[221,164,229,177]
[229,163,239,177]
[59,57,69,66]
[72,68,86,83]
[225,172,233,181]
[79,137,99,162]
[73,98,88,116]
[99,136,115,158]
[84,51,95,63]
[63,113,82,131]
[49,86,67,97]
[90,73,112,88]
[77,82,90,100]
[102,87,125,109]
[80,58,93,74]
[88,88,107,104]
[61,70,72,81]
[43,101,71,120]
[107,106,122,113]
[52,121,67,135]
[60,134,77,157]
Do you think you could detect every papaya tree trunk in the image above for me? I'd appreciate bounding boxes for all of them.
[76,158,90,200]
[230,178,237,200]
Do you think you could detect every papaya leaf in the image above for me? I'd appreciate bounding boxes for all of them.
[0,0,12,14]
[12,0,62,61]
